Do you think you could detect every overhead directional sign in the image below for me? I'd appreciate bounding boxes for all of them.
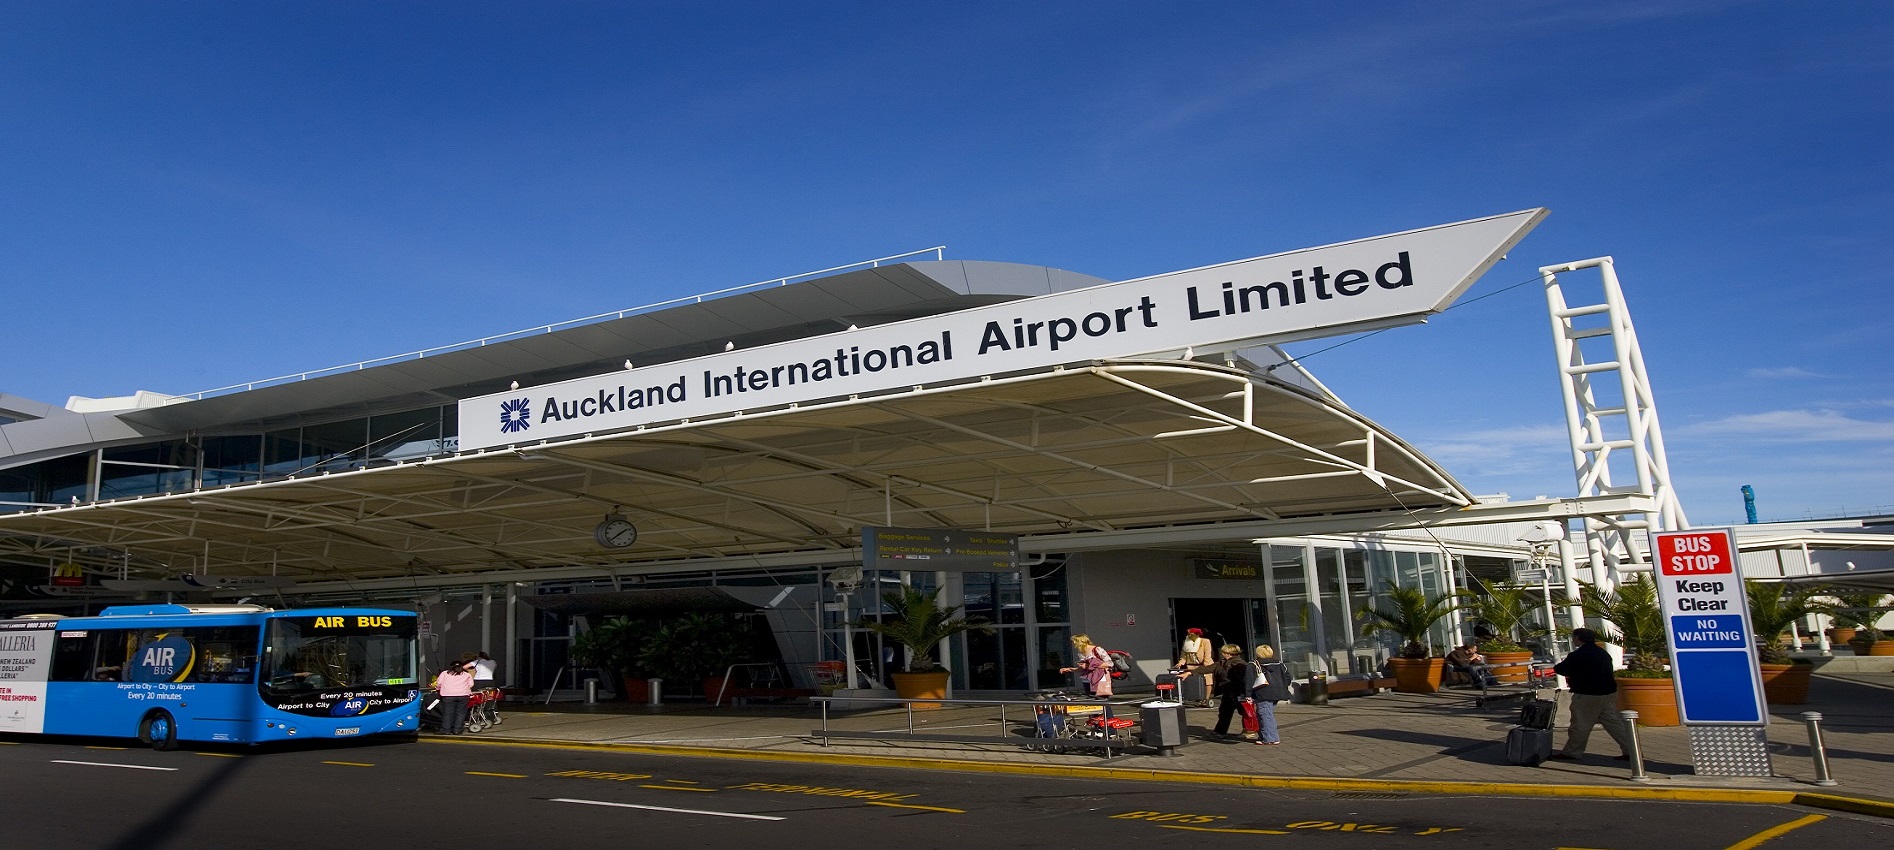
[460,209,1547,450]
[1651,528,1766,725]
[863,526,1020,573]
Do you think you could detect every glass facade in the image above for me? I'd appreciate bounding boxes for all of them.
[1265,541,1453,678]
[0,405,458,513]
[809,557,1070,693]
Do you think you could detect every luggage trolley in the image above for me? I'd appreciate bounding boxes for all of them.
[1026,690,1137,753]
[466,687,504,733]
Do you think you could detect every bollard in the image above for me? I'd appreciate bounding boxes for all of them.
[647,678,663,706]
[1801,711,1839,786]
[1303,673,1329,706]
[1620,710,1651,782]
[584,677,599,704]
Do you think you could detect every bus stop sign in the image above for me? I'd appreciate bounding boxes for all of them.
[1652,528,1765,725]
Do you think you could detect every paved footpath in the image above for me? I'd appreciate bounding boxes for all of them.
[444,671,1894,818]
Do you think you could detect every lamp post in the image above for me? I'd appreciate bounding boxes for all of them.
[829,566,864,690]
[1519,521,1566,657]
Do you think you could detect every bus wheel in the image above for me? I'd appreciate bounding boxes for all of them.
[140,710,177,751]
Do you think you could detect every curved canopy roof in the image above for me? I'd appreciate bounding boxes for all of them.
[0,359,1476,590]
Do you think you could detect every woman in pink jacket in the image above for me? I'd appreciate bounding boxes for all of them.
[1058,634,1114,698]
[435,661,476,734]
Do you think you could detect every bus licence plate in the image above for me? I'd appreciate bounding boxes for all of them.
[334,727,361,737]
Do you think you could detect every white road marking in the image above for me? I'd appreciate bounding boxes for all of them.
[52,760,178,771]
[551,797,784,821]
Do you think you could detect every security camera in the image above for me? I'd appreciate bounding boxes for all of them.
[1518,521,1566,544]
[827,566,863,592]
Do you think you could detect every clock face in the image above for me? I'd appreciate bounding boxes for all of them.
[595,517,638,548]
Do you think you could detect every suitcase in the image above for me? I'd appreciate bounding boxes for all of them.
[1155,673,1182,703]
[1176,671,1209,706]
[1505,725,1553,766]
[1518,698,1556,731]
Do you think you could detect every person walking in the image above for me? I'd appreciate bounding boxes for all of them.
[1059,634,1115,698]
[1181,644,1251,740]
[1549,627,1633,761]
[435,660,476,735]
[1248,644,1292,745]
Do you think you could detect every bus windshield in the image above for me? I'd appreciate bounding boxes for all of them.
[263,615,417,692]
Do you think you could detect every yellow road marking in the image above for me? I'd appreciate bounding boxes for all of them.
[467,771,526,778]
[866,801,965,813]
[640,784,715,792]
[1724,814,1826,850]
[1162,825,1290,835]
[323,760,375,767]
[195,752,243,758]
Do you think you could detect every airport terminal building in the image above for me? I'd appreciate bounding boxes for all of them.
[6,215,1887,696]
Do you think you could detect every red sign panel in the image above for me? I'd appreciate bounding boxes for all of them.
[1654,531,1735,577]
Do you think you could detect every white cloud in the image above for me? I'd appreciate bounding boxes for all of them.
[1680,409,1894,442]
[1744,366,1826,380]
[1411,424,1572,484]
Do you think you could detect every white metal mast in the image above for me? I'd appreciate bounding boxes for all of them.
[1540,257,1689,591]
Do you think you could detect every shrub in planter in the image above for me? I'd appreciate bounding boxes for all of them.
[857,585,993,708]
[1357,586,1458,693]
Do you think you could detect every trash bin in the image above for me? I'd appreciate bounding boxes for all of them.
[1141,702,1189,757]
[1301,673,1329,706]
[646,678,663,706]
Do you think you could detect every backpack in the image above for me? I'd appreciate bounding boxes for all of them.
[1106,649,1133,680]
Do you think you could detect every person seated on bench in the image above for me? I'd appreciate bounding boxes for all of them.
[1445,642,1498,688]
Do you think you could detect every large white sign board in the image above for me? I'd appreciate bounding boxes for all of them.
[460,209,1546,451]
[0,620,54,734]
[1652,528,1767,725]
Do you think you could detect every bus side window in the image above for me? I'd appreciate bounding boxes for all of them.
[51,632,99,682]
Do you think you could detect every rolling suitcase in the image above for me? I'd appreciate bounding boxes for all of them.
[1505,725,1553,766]
[1177,671,1209,706]
[1518,697,1556,730]
[1155,672,1182,703]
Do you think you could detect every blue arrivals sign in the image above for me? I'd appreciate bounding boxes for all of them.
[1651,528,1766,726]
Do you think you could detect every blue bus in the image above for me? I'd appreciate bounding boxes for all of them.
[0,604,420,749]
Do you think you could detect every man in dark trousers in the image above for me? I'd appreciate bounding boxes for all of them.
[1549,627,1633,761]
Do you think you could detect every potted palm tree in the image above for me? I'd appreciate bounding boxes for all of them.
[857,585,992,708]
[1357,586,1458,693]
[1456,583,1547,683]
[1825,592,1892,655]
[1745,579,1825,704]
[1574,573,1676,725]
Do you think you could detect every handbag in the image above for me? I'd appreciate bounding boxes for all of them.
[1239,698,1260,738]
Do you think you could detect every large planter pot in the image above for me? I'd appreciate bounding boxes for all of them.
[1484,650,1534,684]
[1871,640,1894,657]
[1760,662,1812,705]
[1830,627,1857,645]
[890,670,952,709]
[621,676,652,704]
[1389,657,1445,693]
[1615,676,1679,726]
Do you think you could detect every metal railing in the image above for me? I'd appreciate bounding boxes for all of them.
[810,693,1151,757]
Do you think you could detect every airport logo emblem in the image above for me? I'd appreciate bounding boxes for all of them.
[498,398,533,434]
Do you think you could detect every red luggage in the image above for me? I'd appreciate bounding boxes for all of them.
[1239,699,1260,736]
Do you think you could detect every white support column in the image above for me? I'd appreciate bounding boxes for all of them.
[1541,258,1690,589]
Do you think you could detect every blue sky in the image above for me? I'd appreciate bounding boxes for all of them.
[3,2,1889,525]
